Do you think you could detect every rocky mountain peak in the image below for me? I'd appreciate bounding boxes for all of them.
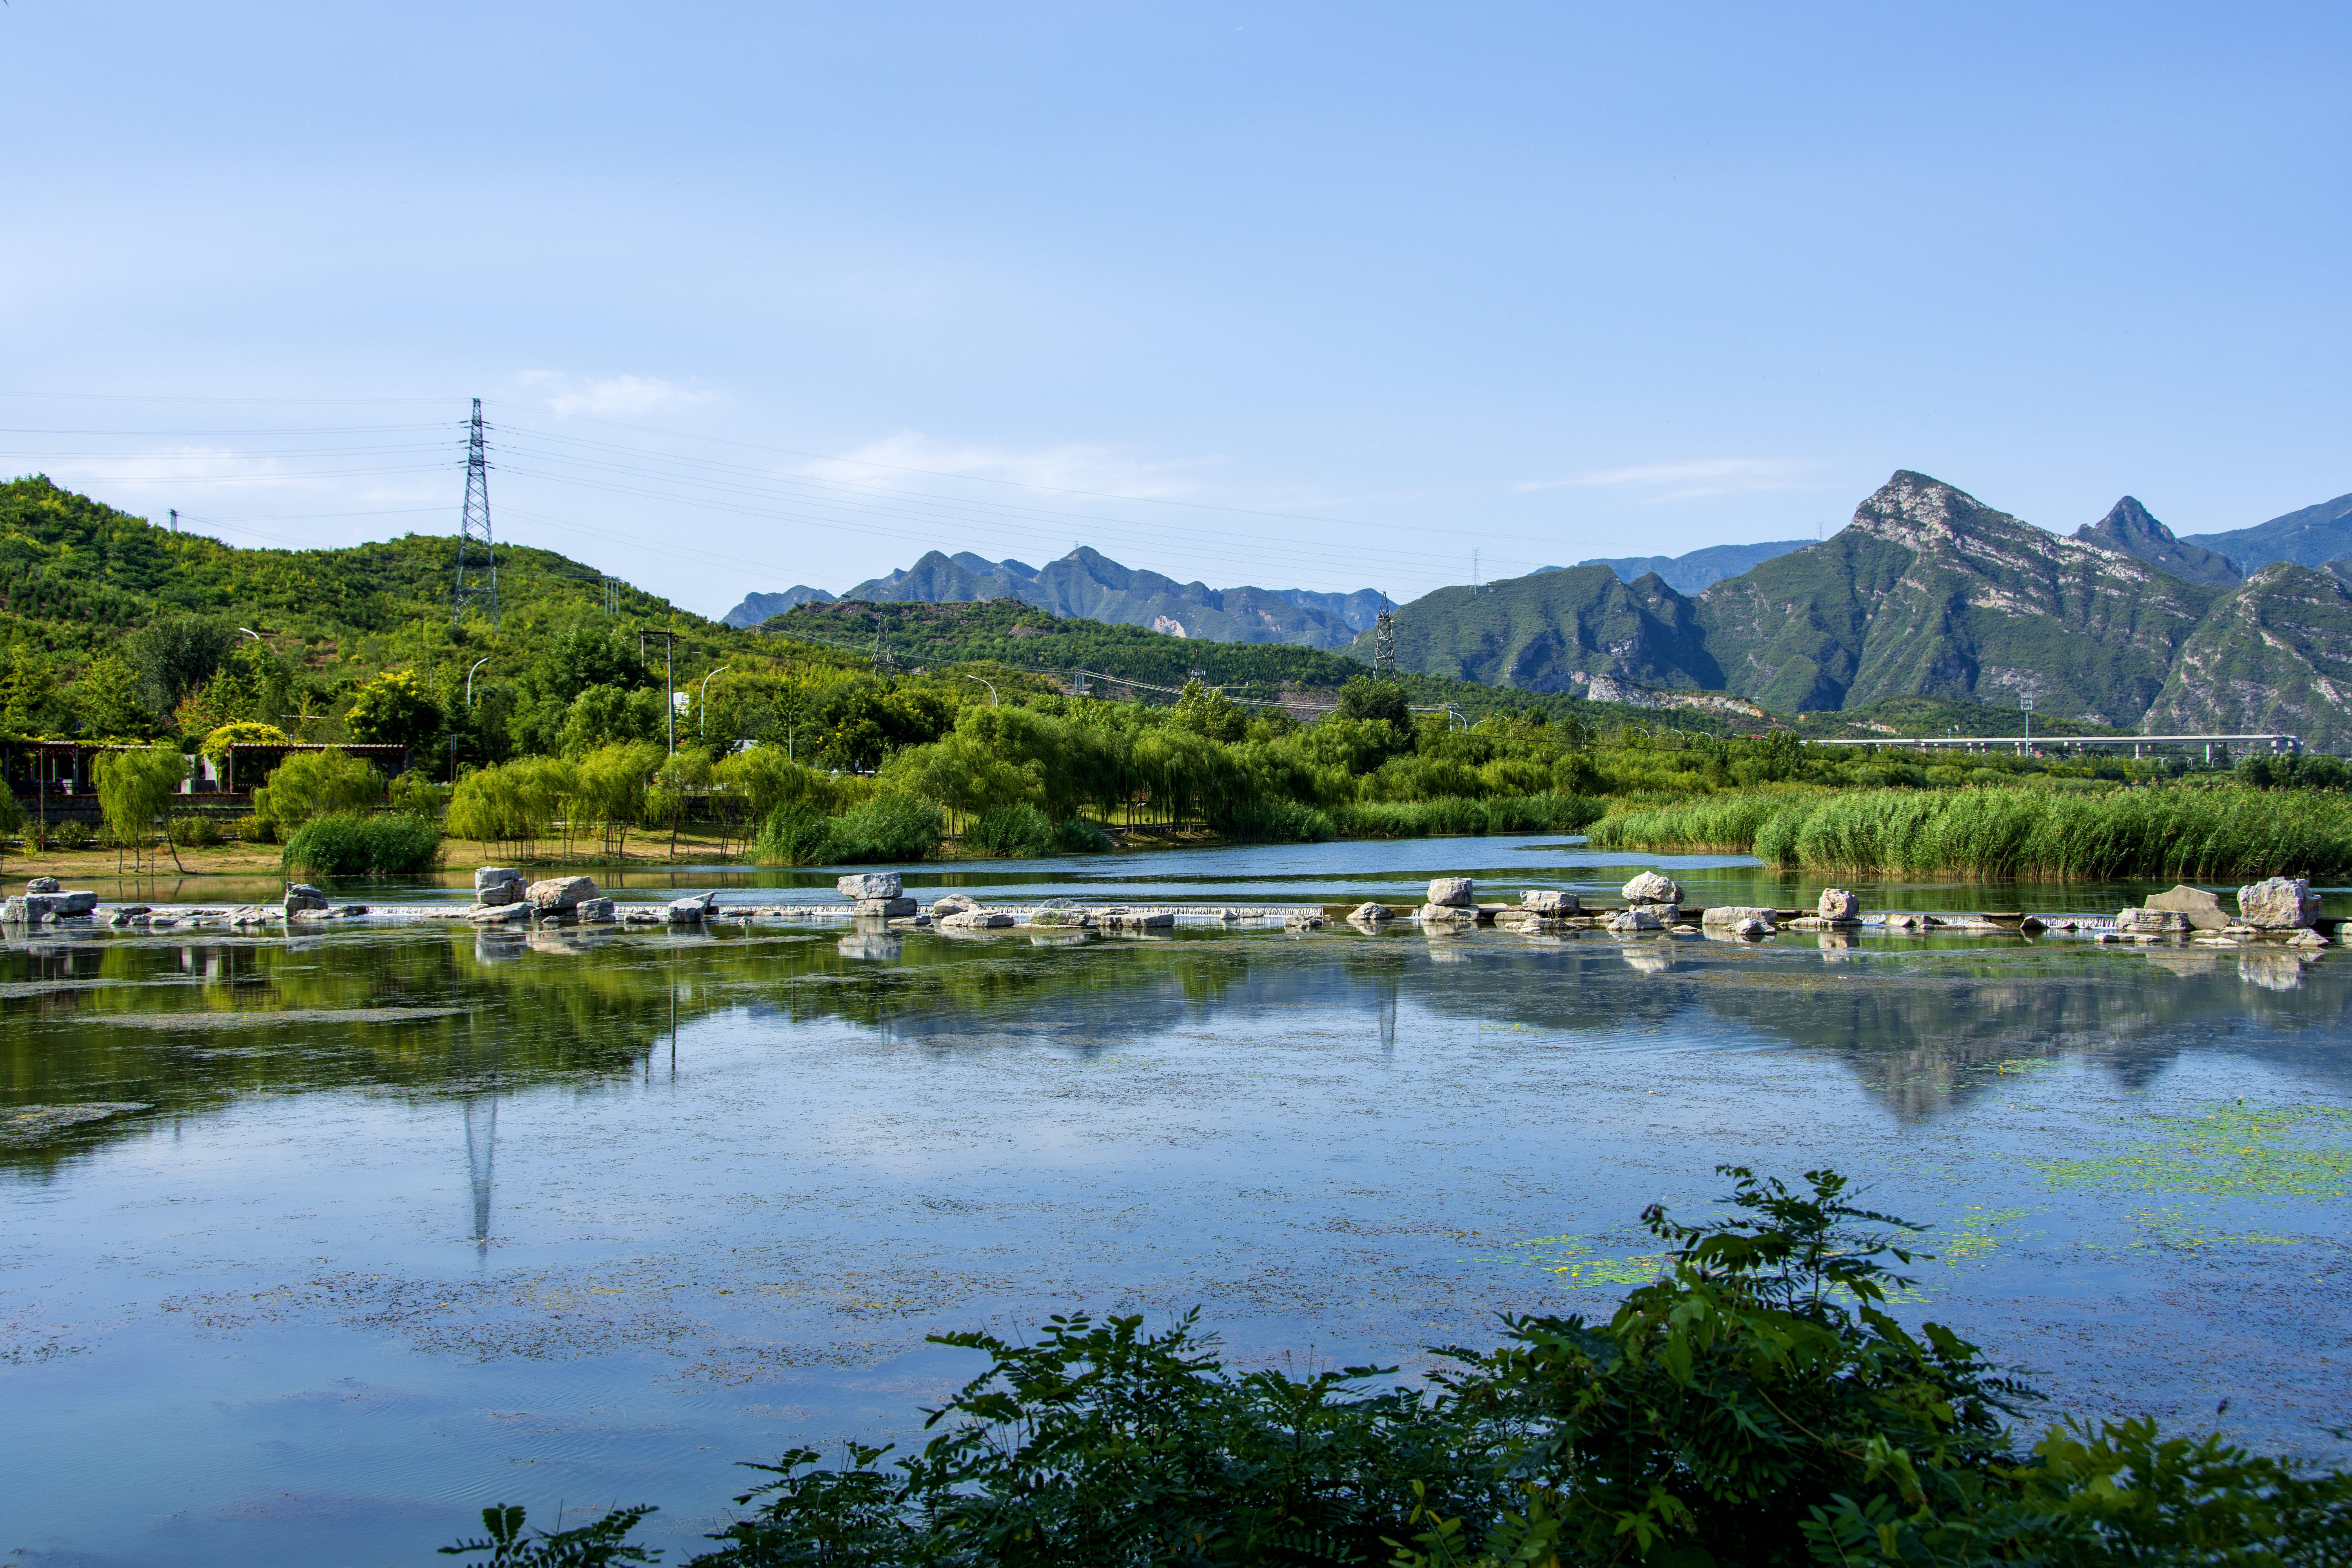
[2073,497,2240,586]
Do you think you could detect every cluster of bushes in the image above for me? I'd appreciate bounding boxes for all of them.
[280,812,443,877]
[1593,782,2352,880]
[445,1168,2352,1566]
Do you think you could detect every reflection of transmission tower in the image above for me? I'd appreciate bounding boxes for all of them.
[452,399,498,626]
[1373,597,1396,679]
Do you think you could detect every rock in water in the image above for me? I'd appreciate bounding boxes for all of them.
[1622,871,1682,905]
[1700,906,1779,929]
[931,893,979,916]
[940,909,1014,929]
[474,867,524,907]
[1732,917,1773,937]
[1817,888,1862,923]
[1609,907,1664,932]
[2238,877,2321,930]
[2145,884,2228,932]
[469,902,529,924]
[667,894,716,924]
[1349,902,1394,925]
[853,897,919,918]
[837,872,903,900]
[1426,877,1475,908]
[1419,903,1478,927]
[1521,889,1579,913]
[25,876,61,894]
[2116,907,2194,935]
[527,875,598,913]
[575,897,617,923]
[283,884,329,915]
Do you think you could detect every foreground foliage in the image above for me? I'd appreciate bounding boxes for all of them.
[438,1169,2352,1566]
[1591,782,2352,880]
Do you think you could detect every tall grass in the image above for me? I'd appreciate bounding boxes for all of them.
[753,792,946,867]
[1585,787,1822,853]
[1328,791,1607,840]
[280,813,444,877]
[1594,784,2352,880]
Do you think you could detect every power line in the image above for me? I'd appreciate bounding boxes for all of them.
[452,399,498,627]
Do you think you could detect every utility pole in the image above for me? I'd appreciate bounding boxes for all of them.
[2020,695,2035,755]
[452,398,499,627]
[1373,595,1396,680]
[169,508,178,534]
[665,632,675,755]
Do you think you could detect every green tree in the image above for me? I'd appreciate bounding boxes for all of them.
[0,643,65,736]
[71,653,156,737]
[125,613,236,714]
[199,721,290,773]
[252,748,383,831]
[1170,678,1248,744]
[1334,673,1411,727]
[346,668,444,751]
[560,684,666,755]
[93,742,189,872]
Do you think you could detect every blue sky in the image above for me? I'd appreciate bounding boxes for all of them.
[4,2,2345,617]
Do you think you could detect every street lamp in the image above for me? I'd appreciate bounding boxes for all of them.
[466,657,491,707]
[2021,695,2035,754]
[963,673,999,706]
[699,665,732,737]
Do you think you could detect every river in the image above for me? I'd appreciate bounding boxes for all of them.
[4,834,2348,1563]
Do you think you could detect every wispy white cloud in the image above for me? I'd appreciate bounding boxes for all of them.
[1515,457,1819,501]
[515,371,714,418]
[803,431,1205,501]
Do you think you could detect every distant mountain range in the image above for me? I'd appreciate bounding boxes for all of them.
[1357,471,2352,747]
[720,586,832,628]
[2180,491,2352,573]
[1572,539,1817,595]
[722,547,1385,649]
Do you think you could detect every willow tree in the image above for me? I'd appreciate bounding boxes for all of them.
[94,743,189,874]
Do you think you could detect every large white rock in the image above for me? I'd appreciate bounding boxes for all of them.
[1622,871,1682,905]
[474,866,523,892]
[1701,905,1778,928]
[1817,888,1862,923]
[1426,877,1475,908]
[469,902,529,924]
[49,890,98,916]
[475,880,522,908]
[1419,903,1479,926]
[25,877,62,894]
[853,896,919,918]
[528,875,598,913]
[940,909,1014,929]
[667,893,716,924]
[837,872,903,900]
[931,893,979,916]
[1609,907,1664,932]
[2117,907,2193,935]
[1521,889,1579,913]
[575,897,617,923]
[2238,877,2321,930]
[1349,902,1395,924]
[2145,884,2228,932]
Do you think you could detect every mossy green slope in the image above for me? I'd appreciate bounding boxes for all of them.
[2140,563,2352,739]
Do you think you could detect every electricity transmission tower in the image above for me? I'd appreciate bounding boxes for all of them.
[452,398,499,626]
[1374,597,1396,679]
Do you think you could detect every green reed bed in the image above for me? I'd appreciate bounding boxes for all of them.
[1583,786,1824,854]
[1594,784,2352,880]
[1327,790,1607,841]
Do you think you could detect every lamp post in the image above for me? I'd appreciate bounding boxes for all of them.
[2021,695,2035,755]
[963,673,999,706]
[699,665,732,738]
[466,657,491,708]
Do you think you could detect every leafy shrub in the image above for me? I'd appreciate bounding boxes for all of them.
[962,802,1054,859]
[198,721,290,773]
[1052,816,1113,853]
[826,793,942,864]
[446,1167,2352,1567]
[753,803,836,866]
[280,812,443,877]
[50,819,95,850]
[230,813,275,845]
[167,814,222,847]
[387,770,449,819]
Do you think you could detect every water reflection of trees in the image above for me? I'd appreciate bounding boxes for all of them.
[8,928,2350,1176]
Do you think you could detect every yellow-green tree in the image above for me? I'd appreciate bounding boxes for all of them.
[72,653,155,738]
[253,749,383,832]
[94,743,189,872]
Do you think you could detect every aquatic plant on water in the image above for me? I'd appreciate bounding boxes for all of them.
[441,1167,2352,1566]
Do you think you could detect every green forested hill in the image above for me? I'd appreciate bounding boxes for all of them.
[0,473,682,653]
[1345,565,1720,690]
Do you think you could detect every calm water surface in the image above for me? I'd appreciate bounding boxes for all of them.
[5,836,2350,1564]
